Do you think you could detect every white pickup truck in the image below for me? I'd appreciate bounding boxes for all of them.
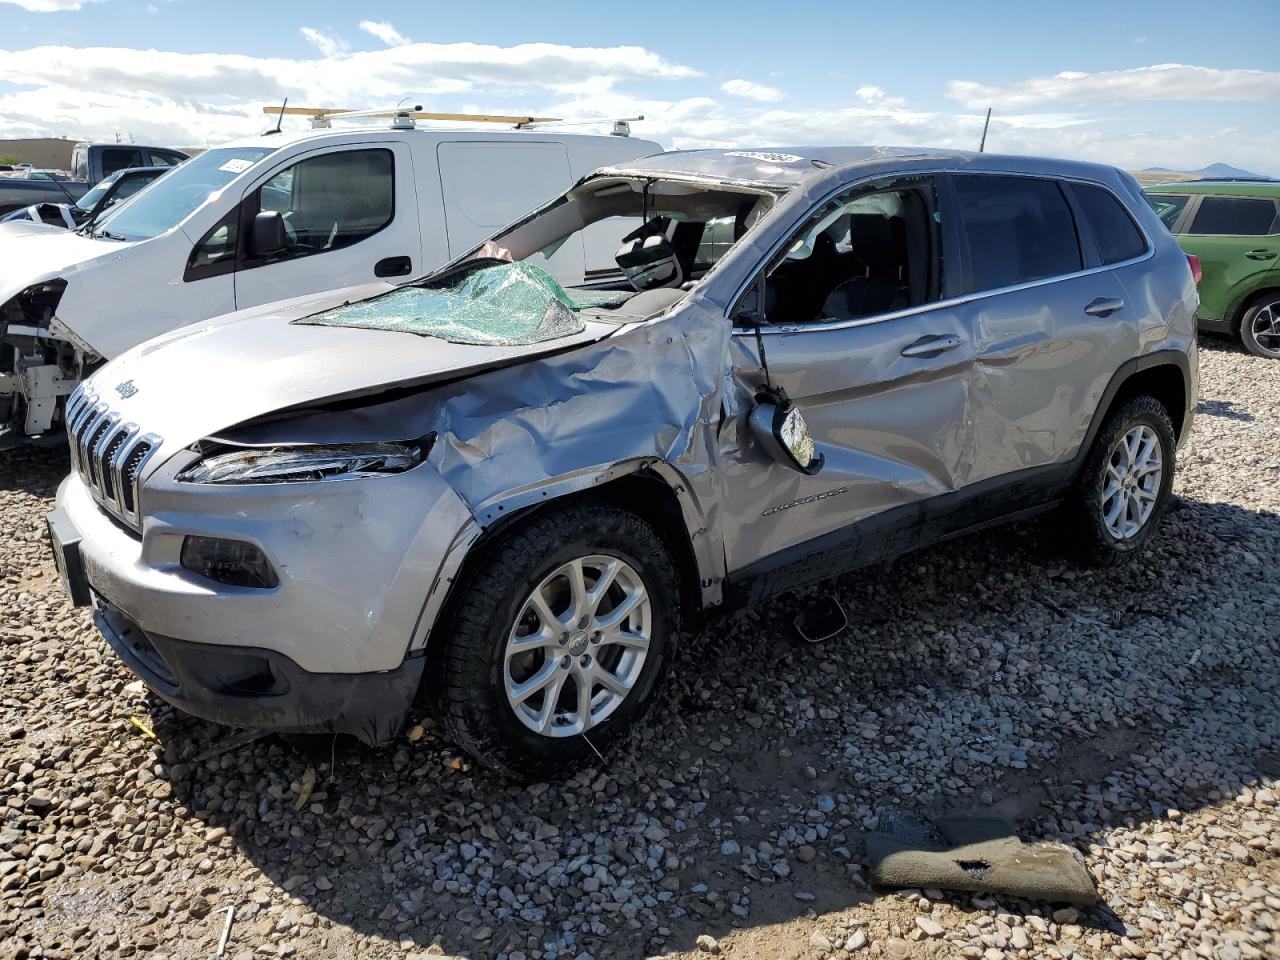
[0,120,660,440]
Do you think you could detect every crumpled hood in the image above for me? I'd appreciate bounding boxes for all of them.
[82,282,614,461]
[0,223,128,306]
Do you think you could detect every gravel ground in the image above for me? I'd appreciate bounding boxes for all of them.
[1,336,1277,960]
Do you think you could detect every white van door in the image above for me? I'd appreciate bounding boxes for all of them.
[232,142,422,312]
[436,141,585,283]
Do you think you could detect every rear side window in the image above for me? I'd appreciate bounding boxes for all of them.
[1145,193,1190,231]
[1187,196,1279,236]
[953,175,1082,293]
[100,147,145,177]
[1072,183,1147,264]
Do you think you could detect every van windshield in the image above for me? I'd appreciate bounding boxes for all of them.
[89,146,275,241]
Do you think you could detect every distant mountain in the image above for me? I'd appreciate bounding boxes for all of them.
[1140,161,1269,179]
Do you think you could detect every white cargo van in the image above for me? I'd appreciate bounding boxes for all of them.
[0,118,660,439]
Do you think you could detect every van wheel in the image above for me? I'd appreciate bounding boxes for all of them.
[428,501,679,780]
[1058,396,1176,567]
[1240,296,1280,359]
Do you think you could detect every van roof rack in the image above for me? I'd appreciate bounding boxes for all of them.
[260,105,639,136]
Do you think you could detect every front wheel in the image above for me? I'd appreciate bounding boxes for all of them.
[1057,396,1176,566]
[1240,296,1280,359]
[427,501,679,779]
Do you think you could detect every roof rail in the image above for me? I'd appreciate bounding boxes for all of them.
[260,105,642,136]
[261,105,563,130]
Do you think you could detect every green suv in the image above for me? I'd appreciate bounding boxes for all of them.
[1146,180,1280,358]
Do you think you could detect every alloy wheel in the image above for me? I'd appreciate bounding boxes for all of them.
[1249,300,1280,357]
[504,555,651,738]
[1100,424,1163,540]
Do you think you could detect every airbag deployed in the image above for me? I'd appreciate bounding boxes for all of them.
[296,262,587,346]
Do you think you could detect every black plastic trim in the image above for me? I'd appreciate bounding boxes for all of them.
[93,598,424,746]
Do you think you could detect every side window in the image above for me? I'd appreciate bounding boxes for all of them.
[1071,183,1148,264]
[758,182,940,325]
[100,148,145,177]
[1145,193,1190,232]
[146,151,182,168]
[185,209,239,281]
[1187,196,1279,236]
[695,216,737,269]
[953,175,1081,293]
[97,175,149,214]
[246,149,394,265]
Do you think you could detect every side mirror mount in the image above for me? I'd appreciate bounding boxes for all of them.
[249,210,287,259]
[734,281,766,327]
[749,396,824,474]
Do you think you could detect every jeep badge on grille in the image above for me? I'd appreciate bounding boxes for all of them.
[114,380,138,399]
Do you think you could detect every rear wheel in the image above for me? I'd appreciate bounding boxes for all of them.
[1240,296,1280,359]
[1058,396,1176,566]
[428,501,679,779]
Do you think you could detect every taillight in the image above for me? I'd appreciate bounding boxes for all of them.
[1187,254,1202,285]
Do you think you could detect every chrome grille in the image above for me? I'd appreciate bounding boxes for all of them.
[64,387,161,531]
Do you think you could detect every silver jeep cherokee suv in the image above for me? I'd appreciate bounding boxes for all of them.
[48,147,1199,778]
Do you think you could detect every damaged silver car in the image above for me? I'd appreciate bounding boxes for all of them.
[47,147,1199,778]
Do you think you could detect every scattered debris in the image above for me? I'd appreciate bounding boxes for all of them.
[868,812,1098,905]
[793,596,848,644]
[127,715,157,740]
[214,904,236,957]
[293,767,316,811]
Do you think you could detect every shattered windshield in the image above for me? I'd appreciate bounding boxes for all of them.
[297,176,775,346]
[297,261,593,345]
[89,146,275,241]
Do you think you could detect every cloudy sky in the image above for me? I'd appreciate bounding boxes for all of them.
[2,0,1277,175]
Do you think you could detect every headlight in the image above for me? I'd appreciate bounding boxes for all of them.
[178,440,426,484]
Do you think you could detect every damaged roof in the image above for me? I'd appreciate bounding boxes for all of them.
[600,145,1137,191]
[601,146,971,187]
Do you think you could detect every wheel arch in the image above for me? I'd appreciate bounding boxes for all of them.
[1075,350,1191,478]
[1227,284,1280,332]
[420,461,723,659]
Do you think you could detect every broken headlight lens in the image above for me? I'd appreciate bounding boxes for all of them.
[179,441,424,484]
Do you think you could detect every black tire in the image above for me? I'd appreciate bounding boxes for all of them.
[1057,396,1176,567]
[1240,295,1280,359]
[427,501,680,780]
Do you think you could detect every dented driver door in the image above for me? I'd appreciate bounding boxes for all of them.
[718,176,977,592]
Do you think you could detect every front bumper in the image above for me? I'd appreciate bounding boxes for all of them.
[93,598,424,745]
[51,457,481,740]
[54,461,476,674]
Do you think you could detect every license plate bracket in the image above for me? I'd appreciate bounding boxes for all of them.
[46,507,91,607]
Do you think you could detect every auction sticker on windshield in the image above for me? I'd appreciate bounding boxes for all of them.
[217,158,255,174]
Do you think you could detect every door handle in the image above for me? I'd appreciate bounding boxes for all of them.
[375,255,413,278]
[1245,249,1277,261]
[900,334,962,358]
[1084,296,1125,317]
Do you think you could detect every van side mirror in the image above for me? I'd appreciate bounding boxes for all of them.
[249,210,287,258]
[749,398,824,474]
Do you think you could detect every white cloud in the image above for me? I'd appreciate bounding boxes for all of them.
[0,40,1274,176]
[359,20,410,48]
[948,64,1280,109]
[298,27,347,58]
[720,78,784,103]
[1,0,95,9]
[855,85,906,109]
